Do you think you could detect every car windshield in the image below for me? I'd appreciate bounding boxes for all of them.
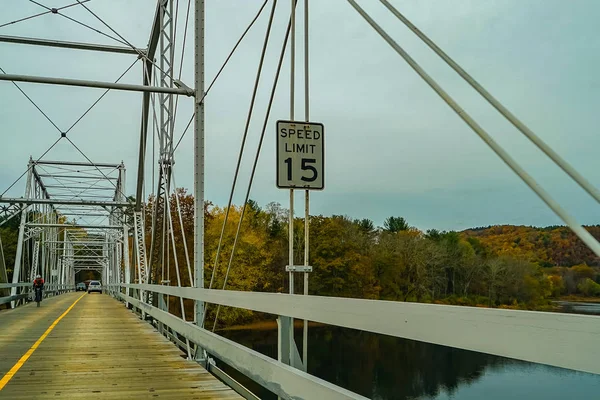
[90,281,100,285]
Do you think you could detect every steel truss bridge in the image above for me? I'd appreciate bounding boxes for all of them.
[0,1,599,399]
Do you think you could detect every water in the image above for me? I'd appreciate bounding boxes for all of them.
[555,301,600,315]
[218,305,600,399]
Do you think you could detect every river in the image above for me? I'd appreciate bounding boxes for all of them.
[218,303,600,399]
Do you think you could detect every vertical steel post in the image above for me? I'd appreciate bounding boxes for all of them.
[0,235,7,288]
[41,224,46,282]
[10,159,33,308]
[288,0,297,369]
[121,164,131,305]
[194,0,206,360]
[61,230,67,288]
[302,0,310,372]
[123,224,131,303]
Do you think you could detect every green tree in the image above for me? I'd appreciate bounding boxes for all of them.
[578,278,600,296]
[310,215,377,299]
[383,216,409,233]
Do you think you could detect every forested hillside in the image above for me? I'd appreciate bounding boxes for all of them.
[2,189,599,325]
[461,225,600,267]
[143,190,600,326]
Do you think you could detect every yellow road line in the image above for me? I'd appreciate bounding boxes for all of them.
[0,293,86,390]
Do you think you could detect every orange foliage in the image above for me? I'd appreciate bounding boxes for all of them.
[461,225,600,267]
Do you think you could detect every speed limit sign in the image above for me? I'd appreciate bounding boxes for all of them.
[276,120,324,190]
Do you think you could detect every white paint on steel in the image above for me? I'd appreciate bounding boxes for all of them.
[0,73,194,96]
[123,283,600,375]
[120,292,368,400]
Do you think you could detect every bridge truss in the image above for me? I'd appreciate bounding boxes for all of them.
[1,1,600,400]
[0,0,205,358]
[0,159,129,305]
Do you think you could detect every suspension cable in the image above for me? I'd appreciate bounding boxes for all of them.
[28,0,128,46]
[171,0,192,139]
[170,168,193,286]
[211,4,295,332]
[172,0,270,153]
[378,0,600,205]
[65,58,139,134]
[0,0,91,29]
[74,0,176,81]
[162,164,192,358]
[347,0,600,258]
[65,137,129,202]
[0,66,62,134]
[208,0,278,294]
[1,137,62,197]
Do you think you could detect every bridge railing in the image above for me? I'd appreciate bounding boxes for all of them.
[110,283,600,400]
[0,283,74,307]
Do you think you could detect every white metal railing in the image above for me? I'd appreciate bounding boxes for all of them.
[110,283,600,400]
[109,284,367,400]
[0,282,74,306]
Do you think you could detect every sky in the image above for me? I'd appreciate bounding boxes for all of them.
[0,0,599,231]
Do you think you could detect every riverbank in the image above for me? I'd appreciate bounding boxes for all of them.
[558,295,600,303]
[218,319,325,332]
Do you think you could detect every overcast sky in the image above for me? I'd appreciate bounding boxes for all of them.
[1,0,599,231]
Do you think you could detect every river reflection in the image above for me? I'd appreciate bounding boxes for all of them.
[219,322,600,400]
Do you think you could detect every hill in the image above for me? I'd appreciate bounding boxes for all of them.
[461,225,600,267]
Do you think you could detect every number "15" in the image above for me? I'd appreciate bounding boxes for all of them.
[284,158,317,182]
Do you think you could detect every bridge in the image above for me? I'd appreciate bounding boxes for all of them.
[1,1,600,399]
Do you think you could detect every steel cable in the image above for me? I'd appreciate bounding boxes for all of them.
[211,2,296,332]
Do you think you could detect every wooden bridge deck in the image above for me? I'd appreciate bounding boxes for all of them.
[0,292,241,399]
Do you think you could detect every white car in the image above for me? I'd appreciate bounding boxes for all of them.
[88,281,102,294]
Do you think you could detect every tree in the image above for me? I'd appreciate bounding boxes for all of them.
[356,218,375,235]
[425,229,442,241]
[484,258,507,306]
[578,278,600,296]
[310,215,377,299]
[547,274,565,297]
[383,216,409,233]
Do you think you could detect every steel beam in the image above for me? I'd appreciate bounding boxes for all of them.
[37,174,118,180]
[0,197,131,207]
[27,223,123,229]
[0,73,194,96]
[50,194,114,199]
[31,166,51,200]
[0,35,145,55]
[136,59,153,211]
[45,241,105,244]
[64,256,108,258]
[44,188,115,193]
[50,213,110,217]
[194,0,205,337]
[137,0,173,211]
[10,162,32,308]
[34,160,123,168]
[147,1,163,61]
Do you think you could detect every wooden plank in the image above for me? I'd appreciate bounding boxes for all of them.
[0,292,241,399]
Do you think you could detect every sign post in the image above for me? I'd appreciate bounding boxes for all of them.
[277,0,319,377]
[276,120,324,373]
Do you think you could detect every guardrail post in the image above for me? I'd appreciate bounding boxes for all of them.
[159,280,170,336]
